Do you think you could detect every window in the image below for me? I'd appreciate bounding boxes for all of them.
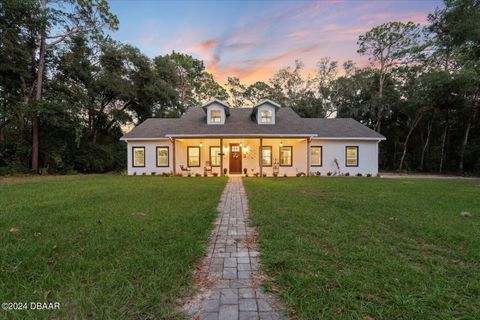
[188,146,200,167]
[311,146,322,166]
[156,147,169,167]
[346,146,359,167]
[261,110,272,123]
[261,146,272,166]
[132,147,145,167]
[280,146,293,166]
[231,145,240,152]
[210,146,221,167]
[211,110,221,123]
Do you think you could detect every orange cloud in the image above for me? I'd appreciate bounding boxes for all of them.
[196,38,220,50]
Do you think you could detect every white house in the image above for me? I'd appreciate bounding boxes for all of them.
[121,99,385,176]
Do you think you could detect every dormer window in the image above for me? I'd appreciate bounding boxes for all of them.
[202,99,230,125]
[261,110,272,124]
[211,110,221,123]
[253,99,280,125]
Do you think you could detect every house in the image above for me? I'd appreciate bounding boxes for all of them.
[121,99,385,176]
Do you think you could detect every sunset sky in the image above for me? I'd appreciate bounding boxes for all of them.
[110,0,443,84]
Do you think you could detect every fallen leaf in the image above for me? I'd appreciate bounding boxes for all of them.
[9,227,19,233]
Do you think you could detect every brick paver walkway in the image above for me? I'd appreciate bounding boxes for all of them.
[184,177,285,320]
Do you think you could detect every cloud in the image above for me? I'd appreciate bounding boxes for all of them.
[139,0,438,85]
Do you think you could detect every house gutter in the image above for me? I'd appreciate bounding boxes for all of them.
[121,135,385,141]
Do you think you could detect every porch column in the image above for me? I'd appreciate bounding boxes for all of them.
[259,137,263,176]
[306,138,310,175]
[172,138,176,175]
[220,138,224,176]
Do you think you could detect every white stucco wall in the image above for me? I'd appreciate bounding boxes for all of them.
[127,140,173,175]
[126,138,380,176]
[309,139,379,176]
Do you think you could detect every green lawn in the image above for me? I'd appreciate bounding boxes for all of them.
[243,177,480,319]
[0,175,226,319]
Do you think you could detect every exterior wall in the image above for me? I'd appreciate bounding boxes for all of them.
[309,139,379,176]
[255,104,276,124]
[206,104,226,125]
[127,140,173,175]
[126,138,380,176]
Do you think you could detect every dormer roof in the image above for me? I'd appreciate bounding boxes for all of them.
[201,99,230,116]
[251,99,280,116]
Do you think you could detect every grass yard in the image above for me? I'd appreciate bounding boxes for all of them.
[243,177,480,319]
[0,175,226,319]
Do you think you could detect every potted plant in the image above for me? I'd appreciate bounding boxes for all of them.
[243,168,247,174]
[327,172,332,176]
[213,172,218,177]
[224,168,228,175]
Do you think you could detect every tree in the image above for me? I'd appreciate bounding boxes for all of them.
[225,77,246,108]
[167,52,227,112]
[357,21,422,132]
[27,0,118,171]
[243,81,273,107]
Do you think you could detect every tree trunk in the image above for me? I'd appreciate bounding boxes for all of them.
[439,111,449,174]
[458,107,478,172]
[376,72,385,133]
[399,113,423,171]
[419,116,433,171]
[31,0,47,172]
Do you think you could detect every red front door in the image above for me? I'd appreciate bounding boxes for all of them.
[229,144,242,173]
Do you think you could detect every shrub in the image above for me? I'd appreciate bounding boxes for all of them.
[316,171,321,176]
[344,172,350,176]
[296,172,306,177]
[133,172,137,176]
[187,173,191,177]
[151,172,157,176]
[162,172,169,177]
[262,173,267,177]
[366,173,372,177]
[224,168,228,175]
[142,172,146,176]
[283,173,287,177]
[195,173,202,177]
[273,172,278,177]
[356,173,363,177]
[254,172,260,177]
[213,172,218,177]
[243,168,247,174]
[175,173,183,177]
[327,172,332,176]
[204,172,207,177]
[245,173,249,177]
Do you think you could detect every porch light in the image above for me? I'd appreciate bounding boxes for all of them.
[280,141,283,147]
[240,143,243,147]
[199,143,203,147]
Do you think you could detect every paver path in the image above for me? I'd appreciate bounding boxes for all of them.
[184,177,285,320]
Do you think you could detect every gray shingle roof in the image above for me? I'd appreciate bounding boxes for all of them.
[121,107,385,140]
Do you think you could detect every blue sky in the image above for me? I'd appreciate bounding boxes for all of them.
[109,0,444,84]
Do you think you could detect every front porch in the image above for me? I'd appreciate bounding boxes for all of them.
[172,137,309,177]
